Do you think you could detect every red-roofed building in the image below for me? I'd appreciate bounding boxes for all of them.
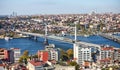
[100,58,111,65]
[27,60,45,70]
[101,47,114,65]
[38,50,49,62]
[101,47,114,51]
[0,48,8,60]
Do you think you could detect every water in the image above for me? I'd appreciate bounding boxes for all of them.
[0,35,120,54]
[0,37,72,54]
[114,34,120,36]
[65,35,120,47]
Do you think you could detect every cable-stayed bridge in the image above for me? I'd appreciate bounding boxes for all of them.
[16,31,74,44]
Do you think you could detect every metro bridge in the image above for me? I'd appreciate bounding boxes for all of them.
[15,31,101,49]
[16,31,74,44]
[15,21,101,48]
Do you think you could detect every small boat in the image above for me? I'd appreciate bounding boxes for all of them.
[4,37,10,41]
[84,35,89,37]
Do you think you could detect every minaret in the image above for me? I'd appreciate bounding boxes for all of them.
[44,23,49,45]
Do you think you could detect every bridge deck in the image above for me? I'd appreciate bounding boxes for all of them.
[16,31,73,44]
[99,33,120,43]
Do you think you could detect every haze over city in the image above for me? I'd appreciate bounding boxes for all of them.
[0,0,120,15]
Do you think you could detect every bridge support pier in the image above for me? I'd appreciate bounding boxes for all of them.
[34,36,37,41]
[28,36,38,41]
[44,38,49,45]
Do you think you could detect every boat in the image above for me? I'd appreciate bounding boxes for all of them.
[4,37,10,41]
[84,35,89,37]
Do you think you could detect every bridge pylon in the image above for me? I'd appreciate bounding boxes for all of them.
[44,22,49,45]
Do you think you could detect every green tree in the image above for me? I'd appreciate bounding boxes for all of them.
[66,49,73,59]
[19,50,29,64]
[23,50,29,57]
[60,49,69,61]
[76,23,81,30]
[68,61,80,70]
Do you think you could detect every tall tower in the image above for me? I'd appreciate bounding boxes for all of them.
[73,21,78,60]
[44,22,49,45]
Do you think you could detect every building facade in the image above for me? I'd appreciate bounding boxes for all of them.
[27,60,44,70]
[74,42,101,65]
[100,46,114,65]
[114,49,120,62]
[0,48,8,60]
[49,49,59,61]
[55,65,75,70]
[9,48,21,63]
[38,50,49,62]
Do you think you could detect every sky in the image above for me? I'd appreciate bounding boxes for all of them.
[0,0,120,15]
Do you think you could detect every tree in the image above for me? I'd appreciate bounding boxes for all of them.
[68,61,80,70]
[19,50,29,64]
[23,50,29,57]
[60,49,69,61]
[76,23,81,30]
[66,49,73,59]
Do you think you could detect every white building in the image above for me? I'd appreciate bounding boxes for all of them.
[10,48,21,63]
[114,48,120,61]
[27,60,44,70]
[45,44,55,51]
[45,44,59,61]
[55,65,75,70]
[49,49,59,61]
[100,46,114,64]
[73,42,101,65]
[27,60,54,70]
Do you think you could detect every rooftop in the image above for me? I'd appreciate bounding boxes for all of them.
[101,47,114,51]
[76,41,101,48]
[29,60,45,66]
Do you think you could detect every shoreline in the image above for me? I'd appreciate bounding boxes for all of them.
[0,36,29,39]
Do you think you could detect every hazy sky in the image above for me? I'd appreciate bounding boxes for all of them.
[0,0,120,15]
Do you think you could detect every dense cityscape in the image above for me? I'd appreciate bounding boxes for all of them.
[0,0,120,70]
[0,12,120,70]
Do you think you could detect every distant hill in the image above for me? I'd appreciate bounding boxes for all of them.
[0,15,9,19]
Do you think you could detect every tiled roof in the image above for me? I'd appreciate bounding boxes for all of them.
[100,58,111,62]
[29,60,45,66]
[101,47,114,51]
